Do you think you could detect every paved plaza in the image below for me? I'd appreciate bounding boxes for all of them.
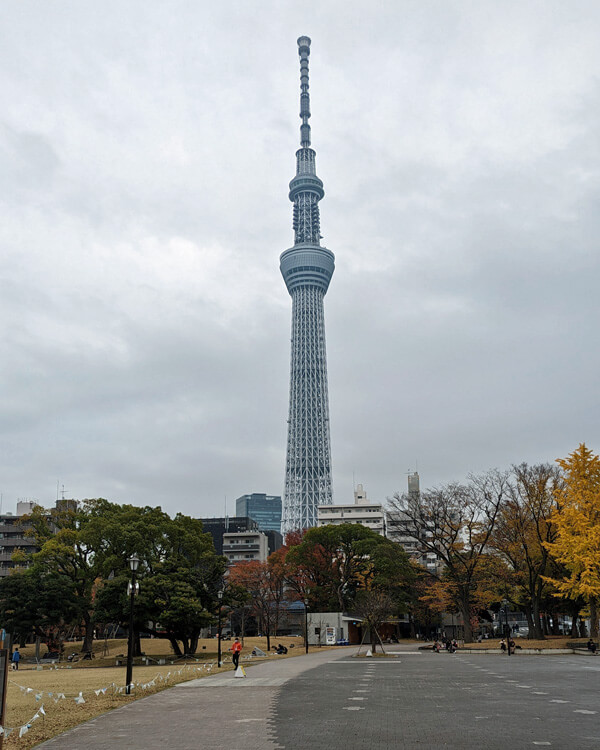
[38,646,600,749]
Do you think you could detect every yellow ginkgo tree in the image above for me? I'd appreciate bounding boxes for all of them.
[544,443,600,637]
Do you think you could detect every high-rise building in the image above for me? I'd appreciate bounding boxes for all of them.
[280,36,335,534]
[235,493,282,532]
[386,472,439,571]
[407,471,420,498]
[0,501,39,578]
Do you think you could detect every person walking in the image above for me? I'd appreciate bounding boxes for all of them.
[230,637,242,669]
[11,648,21,670]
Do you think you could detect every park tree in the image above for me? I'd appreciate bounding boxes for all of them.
[0,567,80,650]
[281,531,337,611]
[406,570,443,639]
[418,553,507,639]
[24,502,100,652]
[225,583,253,644]
[488,463,562,639]
[285,523,413,612]
[25,499,225,657]
[90,503,225,656]
[228,556,288,651]
[389,471,508,642]
[353,590,395,653]
[544,444,600,638]
[353,541,415,651]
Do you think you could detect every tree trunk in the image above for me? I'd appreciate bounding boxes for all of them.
[531,597,545,639]
[168,636,182,656]
[81,613,94,653]
[542,614,551,636]
[523,607,535,640]
[570,614,578,637]
[589,598,598,640]
[457,601,473,643]
[134,631,142,657]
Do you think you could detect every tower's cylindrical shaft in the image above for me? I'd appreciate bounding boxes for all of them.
[280,37,335,535]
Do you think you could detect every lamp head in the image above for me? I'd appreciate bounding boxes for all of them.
[128,554,140,573]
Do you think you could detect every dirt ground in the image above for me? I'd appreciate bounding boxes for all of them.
[1,636,309,749]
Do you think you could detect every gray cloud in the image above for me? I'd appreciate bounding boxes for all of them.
[0,1,599,516]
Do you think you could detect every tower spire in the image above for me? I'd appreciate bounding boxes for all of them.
[288,36,325,247]
[298,36,312,148]
[280,37,335,534]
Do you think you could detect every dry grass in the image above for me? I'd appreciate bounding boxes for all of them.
[465,636,576,650]
[2,636,309,748]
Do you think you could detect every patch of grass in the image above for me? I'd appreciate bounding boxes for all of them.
[2,636,311,748]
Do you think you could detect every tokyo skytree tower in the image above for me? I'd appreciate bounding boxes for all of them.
[280,37,335,534]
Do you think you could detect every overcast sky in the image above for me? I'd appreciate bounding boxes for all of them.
[1,1,599,519]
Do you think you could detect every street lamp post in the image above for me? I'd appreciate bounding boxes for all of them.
[125,554,140,695]
[304,598,309,654]
[217,589,224,667]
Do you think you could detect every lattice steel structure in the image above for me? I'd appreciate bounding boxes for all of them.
[280,37,335,534]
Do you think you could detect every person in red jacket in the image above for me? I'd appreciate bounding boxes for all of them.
[230,637,242,669]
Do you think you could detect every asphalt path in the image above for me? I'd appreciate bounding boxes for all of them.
[37,646,600,749]
[273,649,600,749]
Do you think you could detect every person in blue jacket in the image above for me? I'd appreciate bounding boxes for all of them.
[11,648,21,670]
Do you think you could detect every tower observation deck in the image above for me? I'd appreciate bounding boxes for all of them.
[280,36,334,534]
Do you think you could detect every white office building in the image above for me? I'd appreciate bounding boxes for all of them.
[222,530,270,564]
[317,484,386,535]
